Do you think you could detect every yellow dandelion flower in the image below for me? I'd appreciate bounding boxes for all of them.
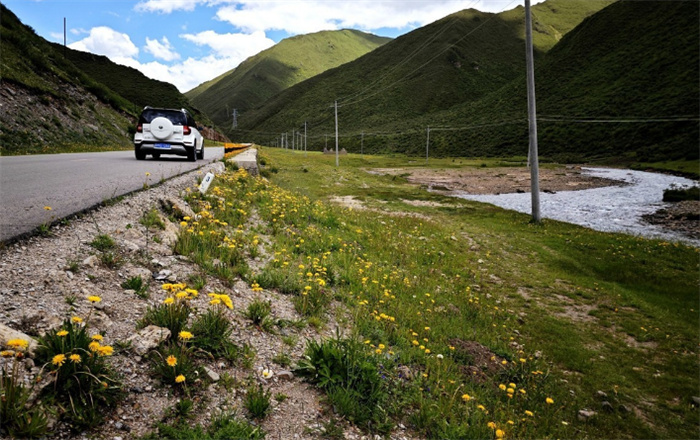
[210,298,221,306]
[508,383,517,389]
[44,206,52,211]
[487,422,497,430]
[166,355,177,367]
[52,353,66,366]
[91,334,103,341]
[89,341,101,352]
[178,331,193,341]
[477,404,486,411]
[462,394,471,401]
[69,354,82,364]
[56,330,69,337]
[1,350,15,357]
[546,397,554,405]
[97,345,114,356]
[6,339,28,350]
[71,316,83,324]
[163,297,175,305]
[496,429,505,439]
[499,384,507,391]
[87,295,102,303]
[175,374,186,383]
[525,410,534,417]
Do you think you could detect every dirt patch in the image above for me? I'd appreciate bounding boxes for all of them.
[370,166,620,195]
[449,338,507,384]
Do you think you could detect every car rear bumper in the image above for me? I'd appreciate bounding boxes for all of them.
[135,141,194,157]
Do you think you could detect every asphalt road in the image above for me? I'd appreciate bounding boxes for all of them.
[0,147,224,243]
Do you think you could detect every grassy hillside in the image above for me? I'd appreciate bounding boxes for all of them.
[234,0,613,146]
[0,3,222,155]
[187,29,390,130]
[234,0,699,167]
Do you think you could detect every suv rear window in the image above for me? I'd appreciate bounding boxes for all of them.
[139,109,187,125]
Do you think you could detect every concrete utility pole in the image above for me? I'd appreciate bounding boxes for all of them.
[426,126,430,162]
[525,0,541,223]
[292,129,295,150]
[304,121,307,155]
[361,132,364,156]
[334,100,339,167]
[232,109,238,129]
[63,18,66,58]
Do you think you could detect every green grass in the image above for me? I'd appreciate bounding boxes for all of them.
[194,148,696,439]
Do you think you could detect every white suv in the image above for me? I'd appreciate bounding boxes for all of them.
[134,107,204,161]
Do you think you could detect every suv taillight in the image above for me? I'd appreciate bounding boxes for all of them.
[136,124,142,133]
[183,125,191,135]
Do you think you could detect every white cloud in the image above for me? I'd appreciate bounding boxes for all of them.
[135,0,210,14]
[69,26,139,59]
[144,36,181,61]
[181,30,273,59]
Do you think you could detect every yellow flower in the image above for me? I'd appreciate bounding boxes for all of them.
[176,291,188,299]
[175,374,186,383]
[89,341,101,352]
[56,330,69,337]
[6,339,28,350]
[1,350,15,357]
[508,382,516,389]
[378,344,385,350]
[91,334,103,341]
[477,404,486,411]
[97,345,114,356]
[219,294,233,309]
[525,410,534,417]
[166,355,177,367]
[87,295,101,303]
[546,397,554,405]
[178,331,193,341]
[71,316,83,324]
[499,384,507,391]
[44,206,52,211]
[69,354,81,364]
[462,394,471,401]
[52,353,66,366]
[496,429,505,439]
[487,422,497,430]
[163,297,175,305]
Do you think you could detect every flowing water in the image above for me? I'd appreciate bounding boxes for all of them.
[453,168,699,246]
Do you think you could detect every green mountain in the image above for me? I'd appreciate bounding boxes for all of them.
[234,0,613,150]
[0,4,221,155]
[186,29,391,130]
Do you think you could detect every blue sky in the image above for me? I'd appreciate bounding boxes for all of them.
[3,0,542,92]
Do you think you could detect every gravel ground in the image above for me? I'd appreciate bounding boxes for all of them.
[0,162,414,440]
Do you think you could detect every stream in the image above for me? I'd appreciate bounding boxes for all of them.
[452,167,699,246]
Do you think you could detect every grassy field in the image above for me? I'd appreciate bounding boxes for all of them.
[178,147,698,439]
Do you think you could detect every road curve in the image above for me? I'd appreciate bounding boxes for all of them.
[0,147,224,243]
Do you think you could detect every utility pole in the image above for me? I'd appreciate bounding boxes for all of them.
[292,129,295,150]
[232,109,238,129]
[426,126,430,162]
[304,121,307,155]
[361,132,365,156]
[525,0,541,223]
[63,18,67,58]
[334,101,339,167]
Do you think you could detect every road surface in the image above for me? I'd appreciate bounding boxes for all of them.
[0,147,224,243]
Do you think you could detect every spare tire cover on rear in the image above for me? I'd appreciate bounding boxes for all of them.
[150,117,174,140]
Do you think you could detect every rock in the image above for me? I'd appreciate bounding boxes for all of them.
[692,396,700,406]
[275,370,294,380]
[154,270,172,281]
[160,197,196,220]
[578,409,597,421]
[82,255,99,268]
[160,220,179,248]
[0,323,38,355]
[596,390,608,399]
[89,310,113,330]
[601,401,614,412]
[127,325,171,355]
[204,366,220,382]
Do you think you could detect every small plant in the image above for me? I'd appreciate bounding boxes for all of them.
[244,383,272,420]
[244,298,272,328]
[274,393,288,403]
[140,208,165,230]
[150,341,199,396]
[137,283,195,337]
[188,273,207,291]
[172,398,194,418]
[100,251,122,268]
[272,352,291,368]
[65,294,77,306]
[219,372,239,391]
[34,297,122,429]
[191,298,240,363]
[90,234,115,251]
[65,260,80,273]
[0,339,49,437]
[121,275,149,299]
[282,335,298,347]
